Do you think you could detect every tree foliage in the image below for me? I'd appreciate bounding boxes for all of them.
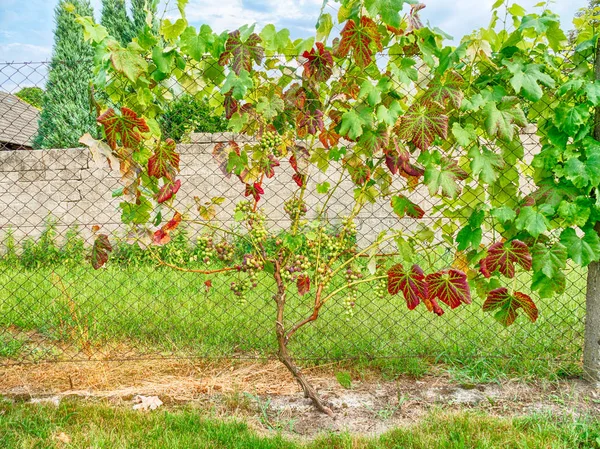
[34,0,96,149]
[74,0,600,413]
[15,87,44,109]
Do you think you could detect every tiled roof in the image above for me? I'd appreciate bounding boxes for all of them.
[0,91,40,148]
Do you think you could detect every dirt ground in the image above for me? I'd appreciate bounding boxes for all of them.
[1,359,600,438]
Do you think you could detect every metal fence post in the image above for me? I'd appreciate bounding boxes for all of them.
[584,38,600,383]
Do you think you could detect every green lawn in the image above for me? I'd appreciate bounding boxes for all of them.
[0,262,587,380]
[1,399,599,449]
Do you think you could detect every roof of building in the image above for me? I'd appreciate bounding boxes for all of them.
[0,91,40,148]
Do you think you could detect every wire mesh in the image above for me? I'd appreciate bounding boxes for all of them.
[0,57,587,370]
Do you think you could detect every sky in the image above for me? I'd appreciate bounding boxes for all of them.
[0,0,588,90]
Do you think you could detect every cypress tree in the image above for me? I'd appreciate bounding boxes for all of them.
[101,0,134,45]
[34,0,96,149]
[131,0,157,37]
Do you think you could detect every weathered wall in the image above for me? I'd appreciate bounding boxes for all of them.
[0,129,540,248]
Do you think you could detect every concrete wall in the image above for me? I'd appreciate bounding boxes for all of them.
[0,129,540,248]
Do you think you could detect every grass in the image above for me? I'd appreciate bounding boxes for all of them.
[0,260,586,380]
[1,398,599,448]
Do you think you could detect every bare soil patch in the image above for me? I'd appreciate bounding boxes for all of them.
[1,359,599,438]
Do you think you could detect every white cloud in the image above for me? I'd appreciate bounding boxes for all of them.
[0,43,51,62]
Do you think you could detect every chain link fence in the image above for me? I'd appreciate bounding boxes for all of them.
[0,58,587,372]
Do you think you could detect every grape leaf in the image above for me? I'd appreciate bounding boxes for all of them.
[260,24,291,54]
[256,95,284,120]
[532,242,567,279]
[532,270,566,298]
[364,0,412,28]
[426,269,471,310]
[153,211,182,245]
[422,71,464,109]
[560,227,600,266]
[483,287,538,326]
[423,158,466,198]
[469,145,505,184]
[398,102,448,151]
[297,275,311,296]
[148,138,180,179]
[297,109,325,137]
[97,107,150,150]
[480,240,532,278]
[339,107,372,140]
[387,263,428,310]
[302,42,333,82]
[218,29,264,75]
[221,70,254,100]
[160,18,186,41]
[156,179,181,204]
[514,206,549,238]
[244,182,264,202]
[483,97,527,142]
[391,195,425,219]
[110,47,148,83]
[505,61,555,102]
[91,234,112,269]
[335,16,382,68]
[180,24,214,61]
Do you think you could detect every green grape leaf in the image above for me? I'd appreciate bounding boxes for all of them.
[515,206,549,238]
[469,146,504,184]
[505,61,555,102]
[452,122,477,147]
[221,70,254,100]
[364,0,414,28]
[555,104,590,136]
[391,195,425,219]
[532,242,567,279]
[398,102,448,151]
[110,46,148,83]
[256,95,284,120]
[260,24,291,54]
[483,287,538,326]
[483,97,527,142]
[160,18,187,41]
[424,158,467,199]
[339,108,372,140]
[316,13,333,42]
[180,25,214,61]
[560,227,600,266]
[390,57,418,86]
[120,197,153,225]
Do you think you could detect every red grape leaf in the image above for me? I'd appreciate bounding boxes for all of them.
[483,287,538,326]
[347,163,371,185]
[148,138,180,179]
[398,102,448,151]
[292,173,305,187]
[480,240,532,278]
[261,155,280,178]
[224,91,239,119]
[302,42,334,82]
[390,195,425,219]
[319,128,341,149]
[97,107,149,150]
[297,109,324,137]
[422,71,465,110]
[387,263,428,310]
[218,30,264,75]
[156,179,181,203]
[244,182,264,202]
[297,275,311,296]
[91,234,112,269]
[335,16,382,68]
[153,211,182,245]
[426,269,471,309]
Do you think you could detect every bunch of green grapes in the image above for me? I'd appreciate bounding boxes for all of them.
[284,197,308,222]
[282,254,312,283]
[240,253,263,288]
[193,235,214,264]
[343,293,357,319]
[230,278,251,304]
[260,131,283,157]
[215,240,234,262]
[342,267,363,319]
[235,200,269,242]
[374,264,388,299]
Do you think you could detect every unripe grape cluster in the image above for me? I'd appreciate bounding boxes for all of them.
[240,253,263,287]
[215,240,234,262]
[194,235,214,264]
[343,267,363,319]
[374,264,388,300]
[234,200,269,241]
[282,254,312,283]
[230,278,251,304]
[284,197,308,222]
[260,131,283,157]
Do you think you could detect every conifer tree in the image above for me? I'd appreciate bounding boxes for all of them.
[131,0,157,37]
[34,0,96,149]
[101,0,134,45]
